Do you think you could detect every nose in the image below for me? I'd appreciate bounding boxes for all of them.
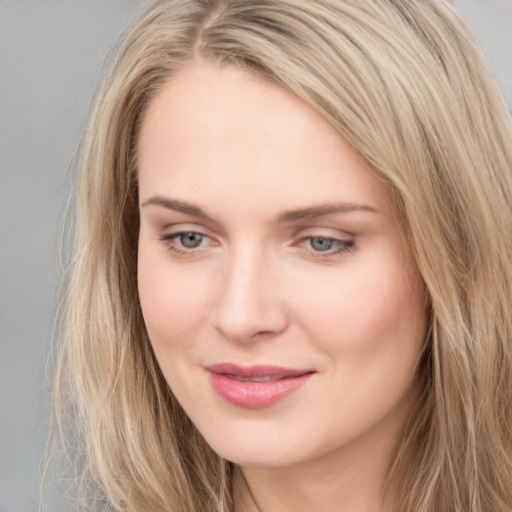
[211,246,289,343]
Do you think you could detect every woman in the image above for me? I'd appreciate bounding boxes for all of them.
[49,0,512,511]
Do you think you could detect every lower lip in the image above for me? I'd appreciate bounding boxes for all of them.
[208,372,313,409]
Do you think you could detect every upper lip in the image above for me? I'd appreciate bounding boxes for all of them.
[205,363,315,379]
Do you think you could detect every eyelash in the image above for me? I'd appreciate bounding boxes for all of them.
[159,231,213,256]
[299,236,355,258]
[159,232,355,259]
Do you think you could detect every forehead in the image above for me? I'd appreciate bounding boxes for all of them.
[137,61,392,218]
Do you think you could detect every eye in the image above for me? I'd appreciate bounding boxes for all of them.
[308,237,339,252]
[301,236,354,256]
[176,231,205,249]
[160,230,215,255]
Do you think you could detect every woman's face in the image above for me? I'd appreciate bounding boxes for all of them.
[137,62,427,469]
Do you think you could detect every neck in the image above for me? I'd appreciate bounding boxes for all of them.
[233,458,394,512]
[232,411,407,512]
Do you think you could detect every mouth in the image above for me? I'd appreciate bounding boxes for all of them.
[205,363,315,409]
[224,375,289,382]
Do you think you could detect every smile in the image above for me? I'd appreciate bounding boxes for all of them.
[225,375,284,382]
[206,363,315,409]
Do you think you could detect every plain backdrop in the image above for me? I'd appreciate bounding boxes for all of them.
[0,1,510,511]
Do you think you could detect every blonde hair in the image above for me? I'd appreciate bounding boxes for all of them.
[48,0,512,511]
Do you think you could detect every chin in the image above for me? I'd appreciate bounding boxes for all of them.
[196,418,321,468]
[216,443,306,468]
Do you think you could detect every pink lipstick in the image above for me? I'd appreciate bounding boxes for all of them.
[206,363,314,408]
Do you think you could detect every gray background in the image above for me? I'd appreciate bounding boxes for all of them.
[0,1,510,511]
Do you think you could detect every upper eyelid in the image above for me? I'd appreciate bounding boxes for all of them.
[145,211,224,237]
[160,224,217,239]
[150,210,357,236]
[294,225,355,237]
[158,225,355,244]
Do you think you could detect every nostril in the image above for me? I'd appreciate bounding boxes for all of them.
[211,253,289,343]
[211,293,288,343]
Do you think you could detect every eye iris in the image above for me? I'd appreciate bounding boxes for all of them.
[179,232,204,248]
[310,237,335,251]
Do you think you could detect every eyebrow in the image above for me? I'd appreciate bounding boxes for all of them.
[141,196,380,222]
[141,196,210,219]
[278,203,380,222]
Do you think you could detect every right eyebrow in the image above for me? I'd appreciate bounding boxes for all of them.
[140,196,211,220]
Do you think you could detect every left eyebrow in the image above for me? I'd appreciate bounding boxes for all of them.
[278,203,381,223]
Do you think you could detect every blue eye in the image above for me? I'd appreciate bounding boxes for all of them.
[160,231,211,254]
[304,236,354,254]
[177,232,205,249]
[308,237,337,252]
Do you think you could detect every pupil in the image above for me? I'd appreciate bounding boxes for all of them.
[311,237,334,251]
[180,232,203,248]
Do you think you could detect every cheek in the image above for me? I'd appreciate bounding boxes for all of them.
[137,247,208,354]
[291,250,426,362]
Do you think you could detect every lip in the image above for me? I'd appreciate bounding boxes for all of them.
[206,363,315,409]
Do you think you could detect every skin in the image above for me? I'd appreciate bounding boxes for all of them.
[137,61,427,512]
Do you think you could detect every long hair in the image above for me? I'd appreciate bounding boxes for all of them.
[48,1,512,510]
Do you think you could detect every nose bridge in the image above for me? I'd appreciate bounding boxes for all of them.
[213,241,286,342]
